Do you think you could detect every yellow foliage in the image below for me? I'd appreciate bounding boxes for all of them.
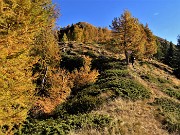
[111,10,157,60]
[31,69,72,115]
[70,56,99,90]
[0,0,59,134]
[31,56,99,116]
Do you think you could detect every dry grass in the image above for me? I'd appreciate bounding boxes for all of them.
[91,98,169,135]
[69,98,169,135]
[129,60,180,96]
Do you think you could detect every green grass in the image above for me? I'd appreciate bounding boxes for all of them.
[152,98,180,133]
[101,78,151,100]
[140,73,169,85]
[162,88,180,100]
[94,69,151,101]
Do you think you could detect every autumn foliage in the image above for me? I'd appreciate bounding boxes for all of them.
[1,0,176,134]
[70,56,99,90]
[31,69,72,115]
[110,10,157,62]
[31,56,99,116]
[0,0,60,134]
[58,22,112,43]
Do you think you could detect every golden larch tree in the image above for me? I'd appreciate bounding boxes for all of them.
[111,10,144,63]
[0,0,60,134]
[143,24,157,58]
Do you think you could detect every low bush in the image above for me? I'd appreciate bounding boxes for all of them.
[96,69,151,100]
[70,56,99,91]
[65,114,112,129]
[83,51,97,58]
[103,79,151,100]
[101,69,129,78]
[15,114,112,135]
[141,74,168,84]
[91,56,111,72]
[106,61,127,70]
[65,95,103,114]
[173,68,180,79]
[60,55,84,72]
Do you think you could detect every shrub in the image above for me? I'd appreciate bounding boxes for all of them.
[91,56,111,71]
[106,61,127,70]
[103,79,151,100]
[60,55,84,72]
[65,95,103,114]
[96,69,151,100]
[102,69,129,78]
[173,68,180,79]
[70,56,99,90]
[65,114,112,130]
[83,51,97,58]
[15,119,70,135]
[15,114,112,135]
[141,74,168,84]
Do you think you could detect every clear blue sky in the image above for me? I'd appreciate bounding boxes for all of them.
[52,0,180,44]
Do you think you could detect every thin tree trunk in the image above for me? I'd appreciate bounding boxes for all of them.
[125,50,129,65]
[41,66,48,90]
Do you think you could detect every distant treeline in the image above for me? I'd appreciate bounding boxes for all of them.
[58,22,112,43]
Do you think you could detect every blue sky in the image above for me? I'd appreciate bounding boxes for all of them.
[52,0,180,44]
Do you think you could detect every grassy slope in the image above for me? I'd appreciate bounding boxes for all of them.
[18,42,180,135]
[66,42,180,135]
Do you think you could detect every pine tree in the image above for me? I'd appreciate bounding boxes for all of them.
[165,42,174,67]
[102,27,112,42]
[110,10,143,64]
[173,35,180,78]
[177,35,180,46]
[154,39,164,60]
[83,28,90,43]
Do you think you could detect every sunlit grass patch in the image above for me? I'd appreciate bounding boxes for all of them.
[151,98,180,133]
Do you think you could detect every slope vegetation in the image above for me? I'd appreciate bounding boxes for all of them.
[16,42,180,135]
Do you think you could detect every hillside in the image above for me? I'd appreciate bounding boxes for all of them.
[16,42,180,135]
[1,1,180,135]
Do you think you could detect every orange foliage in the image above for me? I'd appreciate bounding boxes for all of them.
[31,69,72,115]
[31,57,99,116]
[70,56,99,90]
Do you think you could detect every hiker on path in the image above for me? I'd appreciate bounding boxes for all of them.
[130,54,135,67]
